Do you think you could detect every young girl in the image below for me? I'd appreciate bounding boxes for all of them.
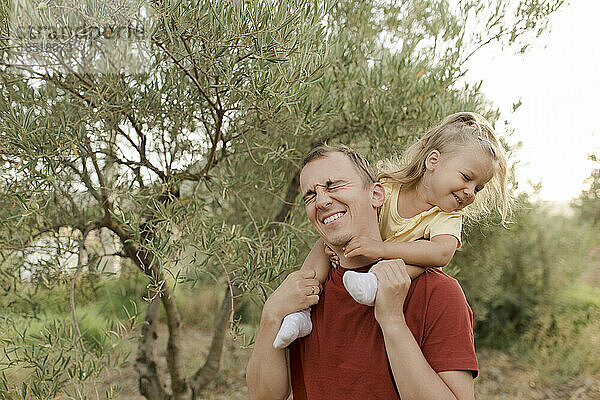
[273,112,511,349]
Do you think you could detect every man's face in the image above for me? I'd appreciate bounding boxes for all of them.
[299,152,381,247]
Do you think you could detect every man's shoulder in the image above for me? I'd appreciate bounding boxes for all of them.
[411,268,467,301]
[406,268,473,326]
[417,267,460,284]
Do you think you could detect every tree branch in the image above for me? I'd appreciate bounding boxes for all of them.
[181,36,202,87]
[270,172,300,229]
[63,160,103,205]
[125,115,169,183]
[163,289,191,400]
[154,40,218,112]
[116,125,142,155]
[200,109,225,179]
[83,139,111,213]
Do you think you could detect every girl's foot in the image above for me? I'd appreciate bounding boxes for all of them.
[273,308,312,349]
[343,271,378,306]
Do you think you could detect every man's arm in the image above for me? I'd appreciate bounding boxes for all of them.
[370,260,474,400]
[246,270,321,400]
[246,308,291,400]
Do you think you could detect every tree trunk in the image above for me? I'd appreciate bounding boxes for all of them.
[135,298,170,400]
[106,217,190,399]
[271,172,300,227]
[190,283,243,396]
[162,289,192,400]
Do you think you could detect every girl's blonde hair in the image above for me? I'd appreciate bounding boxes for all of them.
[377,112,511,223]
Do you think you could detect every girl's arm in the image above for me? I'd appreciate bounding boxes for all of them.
[299,238,330,284]
[344,234,459,268]
[300,238,428,281]
[381,235,458,267]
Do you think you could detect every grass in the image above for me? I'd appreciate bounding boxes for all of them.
[515,281,600,383]
[564,284,600,308]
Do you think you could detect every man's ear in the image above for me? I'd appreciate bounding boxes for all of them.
[425,150,441,171]
[371,182,385,208]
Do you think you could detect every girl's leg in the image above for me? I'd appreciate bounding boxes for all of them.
[343,263,427,305]
[342,271,378,306]
[273,308,312,349]
[272,239,330,348]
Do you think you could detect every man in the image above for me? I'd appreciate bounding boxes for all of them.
[246,144,478,399]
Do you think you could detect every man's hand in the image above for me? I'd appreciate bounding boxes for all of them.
[370,259,411,327]
[263,270,322,322]
[343,236,385,261]
[369,259,475,400]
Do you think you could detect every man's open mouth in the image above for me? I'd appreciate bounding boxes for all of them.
[323,212,345,224]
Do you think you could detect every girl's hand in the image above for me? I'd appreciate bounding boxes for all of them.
[343,236,384,262]
[324,243,341,268]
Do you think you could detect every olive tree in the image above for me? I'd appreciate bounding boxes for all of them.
[0,0,564,398]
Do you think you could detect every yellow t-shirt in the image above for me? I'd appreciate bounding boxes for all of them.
[379,181,462,247]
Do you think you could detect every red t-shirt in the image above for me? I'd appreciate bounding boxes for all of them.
[289,265,478,400]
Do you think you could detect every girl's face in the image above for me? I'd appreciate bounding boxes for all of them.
[423,147,495,213]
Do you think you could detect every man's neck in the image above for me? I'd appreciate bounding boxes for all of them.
[336,252,366,269]
[330,241,380,270]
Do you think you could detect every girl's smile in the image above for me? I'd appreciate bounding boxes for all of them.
[421,147,495,213]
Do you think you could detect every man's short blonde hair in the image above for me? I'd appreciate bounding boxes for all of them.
[302,144,376,188]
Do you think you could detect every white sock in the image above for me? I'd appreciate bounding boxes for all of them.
[343,271,378,306]
[273,308,312,349]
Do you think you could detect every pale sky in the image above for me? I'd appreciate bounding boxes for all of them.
[462,0,600,202]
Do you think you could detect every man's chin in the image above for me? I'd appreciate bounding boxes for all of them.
[324,234,352,248]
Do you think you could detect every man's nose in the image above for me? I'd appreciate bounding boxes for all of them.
[315,189,332,208]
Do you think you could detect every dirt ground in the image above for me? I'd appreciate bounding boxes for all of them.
[475,347,600,400]
[95,324,600,400]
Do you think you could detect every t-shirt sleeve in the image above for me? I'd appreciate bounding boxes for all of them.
[420,277,479,377]
[425,212,463,248]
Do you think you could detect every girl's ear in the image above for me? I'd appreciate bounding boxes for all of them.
[425,150,441,171]
[371,182,385,208]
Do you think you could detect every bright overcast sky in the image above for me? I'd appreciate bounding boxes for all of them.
[462,0,600,202]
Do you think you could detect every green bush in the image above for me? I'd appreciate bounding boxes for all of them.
[521,284,600,381]
[453,195,600,376]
